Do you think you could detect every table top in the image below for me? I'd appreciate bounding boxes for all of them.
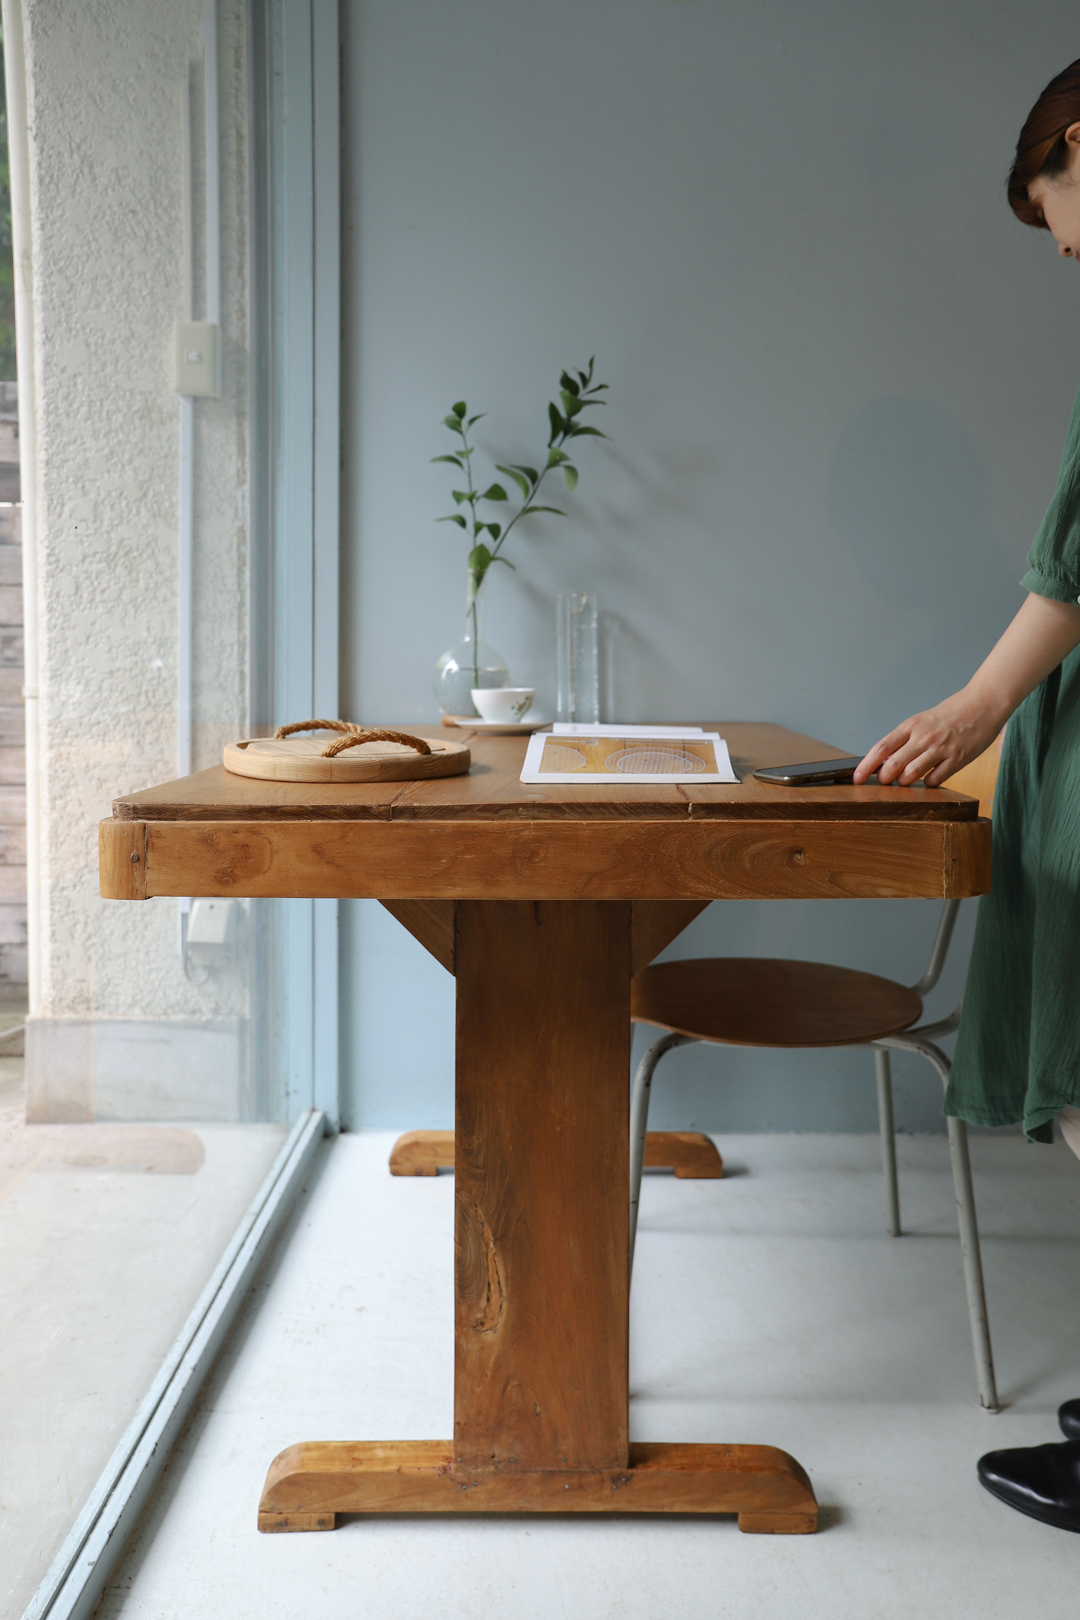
[111,722,977,825]
[101,722,989,903]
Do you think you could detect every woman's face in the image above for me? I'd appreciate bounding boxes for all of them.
[1029,122,1080,261]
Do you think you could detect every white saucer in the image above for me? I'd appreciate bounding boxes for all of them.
[442,714,551,735]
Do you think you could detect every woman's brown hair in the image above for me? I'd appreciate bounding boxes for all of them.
[1008,58,1080,226]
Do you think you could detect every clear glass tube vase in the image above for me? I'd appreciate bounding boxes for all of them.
[555,591,599,724]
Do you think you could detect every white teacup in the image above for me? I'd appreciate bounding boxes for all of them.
[471,687,535,724]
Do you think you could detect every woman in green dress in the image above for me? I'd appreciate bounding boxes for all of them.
[854,57,1080,1535]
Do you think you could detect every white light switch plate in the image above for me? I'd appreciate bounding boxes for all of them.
[172,321,222,397]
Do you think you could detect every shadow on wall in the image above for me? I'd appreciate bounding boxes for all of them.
[828,397,1021,717]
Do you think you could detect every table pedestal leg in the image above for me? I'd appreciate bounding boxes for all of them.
[258,901,816,1533]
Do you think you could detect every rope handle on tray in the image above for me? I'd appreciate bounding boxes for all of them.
[273,719,432,758]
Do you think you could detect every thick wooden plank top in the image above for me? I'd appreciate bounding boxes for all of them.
[112,722,977,824]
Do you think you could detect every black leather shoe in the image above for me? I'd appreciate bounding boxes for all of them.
[978,1440,1080,1531]
[1059,1400,1080,1440]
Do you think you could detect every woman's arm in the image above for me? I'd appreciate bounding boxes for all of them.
[854,592,1080,786]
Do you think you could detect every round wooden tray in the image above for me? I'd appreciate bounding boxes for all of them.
[224,733,470,783]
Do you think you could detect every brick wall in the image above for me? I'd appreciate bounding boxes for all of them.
[0,381,27,996]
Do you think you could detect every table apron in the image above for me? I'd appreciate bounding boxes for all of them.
[101,816,990,902]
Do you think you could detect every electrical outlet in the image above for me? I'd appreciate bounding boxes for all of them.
[172,321,222,397]
[185,898,240,968]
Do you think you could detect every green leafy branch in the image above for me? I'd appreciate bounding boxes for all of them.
[431,359,608,682]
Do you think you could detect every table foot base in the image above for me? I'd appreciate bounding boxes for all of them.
[648,1131,724,1178]
[388,1129,723,1179]
[258,1511,337,1533]
[258,1440,815,1530]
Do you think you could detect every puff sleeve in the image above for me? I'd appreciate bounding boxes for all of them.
[1022,384,1080,605]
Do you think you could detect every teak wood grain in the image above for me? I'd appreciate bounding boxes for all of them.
[629,900,712,974]
[98,819,146,902]
[388,1127,723,1179]
[257,1440,816,1531]
[100,815,990,902]
[379,897,713,977]
[453,901,631,1471]
[378,900,456,974]
[100,720,986,1532]
[110,722,979,823]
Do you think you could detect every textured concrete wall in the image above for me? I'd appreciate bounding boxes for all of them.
[0,387,27,997]
[21,0,254,1115]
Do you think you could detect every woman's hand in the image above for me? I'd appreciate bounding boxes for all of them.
[854,592,1080,788]
[854,692,1001,786]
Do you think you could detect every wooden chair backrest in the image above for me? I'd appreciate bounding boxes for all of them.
[943,734,1002,820]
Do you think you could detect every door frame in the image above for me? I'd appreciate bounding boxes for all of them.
[260,0,341,1126]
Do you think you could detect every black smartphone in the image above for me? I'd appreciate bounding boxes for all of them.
[753,756,864,786]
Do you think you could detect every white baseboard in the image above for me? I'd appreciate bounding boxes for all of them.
[26,1016,248,1122]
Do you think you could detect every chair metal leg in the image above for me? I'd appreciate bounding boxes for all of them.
[877,1032,999,1411]
[629,1031,696,1278]
[946,1114,999,1411]
[874,1049,901,1237]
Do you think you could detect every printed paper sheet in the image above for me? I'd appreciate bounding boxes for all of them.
[521,729,739,784]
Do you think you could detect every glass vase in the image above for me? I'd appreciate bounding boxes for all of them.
[433,570,509,716]
[555,591,599,723]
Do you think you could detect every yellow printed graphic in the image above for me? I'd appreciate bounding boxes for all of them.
[537,737,717,777]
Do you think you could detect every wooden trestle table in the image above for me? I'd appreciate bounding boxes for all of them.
[99,722,990,1534]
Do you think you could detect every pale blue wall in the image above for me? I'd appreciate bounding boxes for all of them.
[339,0,1078,1132]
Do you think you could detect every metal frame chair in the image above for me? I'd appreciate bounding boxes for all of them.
[629,896,999,1411]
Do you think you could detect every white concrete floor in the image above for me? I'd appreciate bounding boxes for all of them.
[0,1061,287,1619]
[95,1129,1080,1620]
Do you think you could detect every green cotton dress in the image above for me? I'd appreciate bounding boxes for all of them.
[945,385,1080,1142]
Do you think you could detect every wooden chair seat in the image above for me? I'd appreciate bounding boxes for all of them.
[631,958,923,1048]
